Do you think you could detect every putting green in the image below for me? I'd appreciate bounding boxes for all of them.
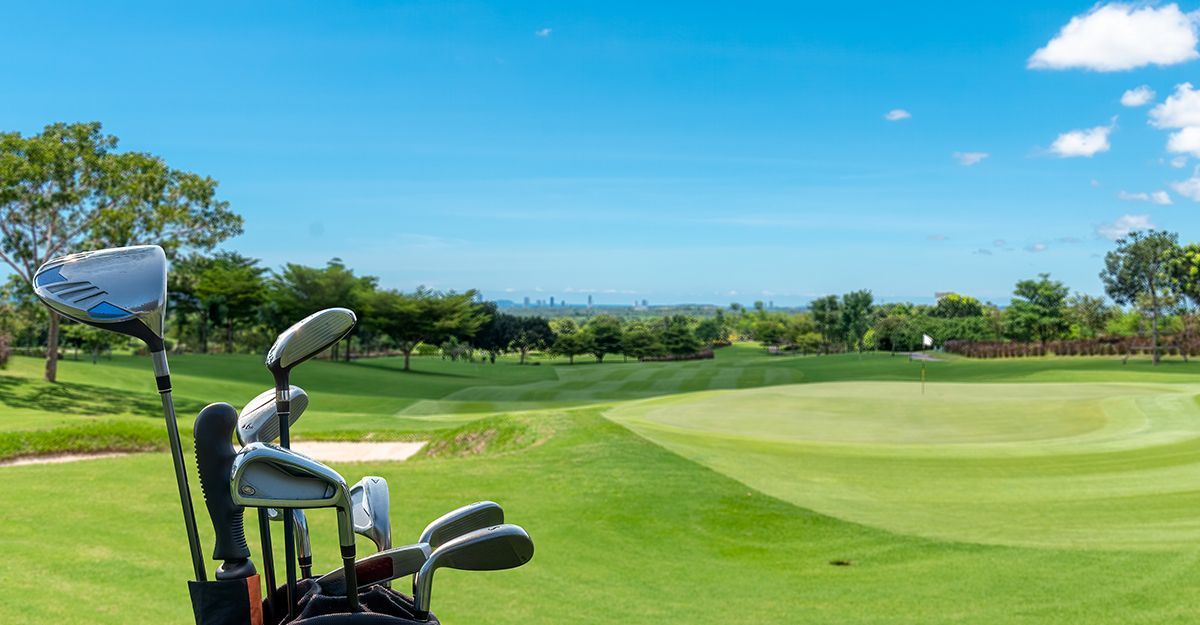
[606,381,1200,550]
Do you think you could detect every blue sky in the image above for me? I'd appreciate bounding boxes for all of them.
[4,2,1200,305]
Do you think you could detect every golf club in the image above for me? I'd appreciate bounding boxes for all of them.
[238,385,310,597]
[265,307,356,617]
[412,524,534,620]
[315,543,431,597]
[231,442,360,612]
[32,245,206,581]
[268,508,314,579]
[419,501,504,550]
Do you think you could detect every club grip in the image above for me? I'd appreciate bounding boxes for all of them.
[194,402,256,579]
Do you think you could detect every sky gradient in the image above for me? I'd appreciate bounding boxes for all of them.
[4,1,1200,305]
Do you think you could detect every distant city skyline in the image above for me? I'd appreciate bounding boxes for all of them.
[5,2,1200,305]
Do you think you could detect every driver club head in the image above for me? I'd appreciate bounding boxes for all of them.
[412,524,534,619]
[237,386,309,446]
[350,476,391,553]
[32,245,168,349]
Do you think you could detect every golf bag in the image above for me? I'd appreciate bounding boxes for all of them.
[190,578,438,625]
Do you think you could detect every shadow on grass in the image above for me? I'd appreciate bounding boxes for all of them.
[0,375,169,418]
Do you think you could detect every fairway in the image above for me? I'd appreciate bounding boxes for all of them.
[5,348,1200,623]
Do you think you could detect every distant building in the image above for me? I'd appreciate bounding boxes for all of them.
[523,296,530,307]
[641,299,649,307]
[587,294,593,308]
[550,296,555,307]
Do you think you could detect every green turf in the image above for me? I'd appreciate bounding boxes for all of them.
[3,346,1200,623]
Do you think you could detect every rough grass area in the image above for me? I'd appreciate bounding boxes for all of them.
[0,420,164,462]
[419,415,543,459]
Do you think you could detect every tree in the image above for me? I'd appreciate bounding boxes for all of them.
[1101,231,1180,365]
[0,122,242,381]
[194,252,266,353]
[550,318,591,364]
[809,295,842,353]
[509,316,553,364]
[583,314,623,363]
[1169,242,1200,357]
[268,258,378,360]
[621,321,662,361]
[371,287,484,370]
[932,293,983,318]
[1066,293,1112,339]
[1005,273,1070,346]
[841,290,874,352]
[471,303,509,363]
[660,315,701,355]
[61,322,123,363]
[694,315,728,345]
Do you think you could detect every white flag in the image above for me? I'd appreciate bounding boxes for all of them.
[922,334,933,347]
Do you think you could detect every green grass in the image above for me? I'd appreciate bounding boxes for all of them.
[4,345,1200,623]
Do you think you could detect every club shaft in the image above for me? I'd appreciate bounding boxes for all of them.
[277,398,298,619]
[258,510,276,616]
[152,355,206,582]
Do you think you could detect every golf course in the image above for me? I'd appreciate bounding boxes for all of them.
[3,345,1200,624]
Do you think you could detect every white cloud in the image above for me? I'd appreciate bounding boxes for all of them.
[1118,190,1173,204]
[1172,168,1200,200]
[1028,3,1199,71]
[928,233,948,241]
[974,248,993,256]
[1049,120,1115,157]
[952,151,989,166]
[1097,214,1156,240]
[1025,243,1048,253]
[1121,85,1156,106]
[1150,83,1200,127]
[1167,126,1200,156]
[1171,155,1189,168]
[535,28,552,37]
[884,109,911,121]
[993,239,1006,247]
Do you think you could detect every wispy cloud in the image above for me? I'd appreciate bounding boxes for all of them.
[1117,190,1173,205]
[1049,119,1115,157]
[952,151,989,166]
[535,27,552,37]
[993,239,1006,247]
[973,248,993,256]
[927,233,948,241]
[1025,243,1048,253]
[884,109,911,121]
[1172,168,1200,201]
[1028,3,1199,71]
[1096,214,1156,240]
[1121,85,1156,107]
[1171,155,1189,168]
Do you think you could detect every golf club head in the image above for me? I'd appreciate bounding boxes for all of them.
[230,443,355,548]
[412,524,534,617]
[237,386,309,446]
[32,245,169,349]
[350,476,391,553]
[419,501,504,550]
[267,508,313,573]
[266,308,357,380]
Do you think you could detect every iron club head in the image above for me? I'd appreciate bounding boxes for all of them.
[350,476,391,553]
[412,524,534,619]
[419,501,504,550]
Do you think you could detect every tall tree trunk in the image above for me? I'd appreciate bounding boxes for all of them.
[345,338,352,362]
[226,319,234,354]
[44,313,60,382]
[402,346,412,370]
[1151,294,1160,365]
[199,312,209,354]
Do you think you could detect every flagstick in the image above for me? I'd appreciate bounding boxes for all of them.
[921,363,926,395]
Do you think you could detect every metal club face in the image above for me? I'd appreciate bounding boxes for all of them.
[33,245,168,347]
[350,476,391,553]
[412,524,534,616]
[419,501,504,550]
[230,443,355,547]
[237,386,309,446]
[266,307,357,373]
